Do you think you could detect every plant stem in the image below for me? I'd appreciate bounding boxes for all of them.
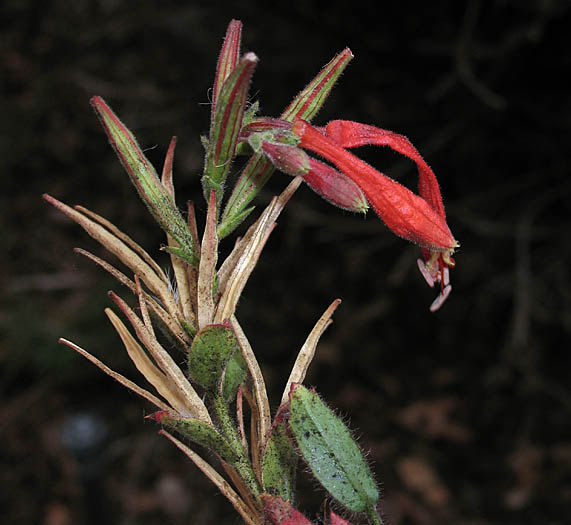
[367,506,383,525]
[211,393,262,500]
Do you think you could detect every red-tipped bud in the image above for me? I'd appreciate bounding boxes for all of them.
[90,96,198,264]
[212,20,242,120]
[281,48,354,123]
[220,49,353,239]
[204,52,258,193]
[146,410,169,423]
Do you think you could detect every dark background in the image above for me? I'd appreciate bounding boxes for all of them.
[2,1,570,524]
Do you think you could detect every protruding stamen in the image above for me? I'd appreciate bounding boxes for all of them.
[417,258,435,288]
[442,266,450,287]
[429,284,452,312]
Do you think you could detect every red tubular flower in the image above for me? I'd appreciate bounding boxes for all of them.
[318,120,445,218]
[292,118,458,311]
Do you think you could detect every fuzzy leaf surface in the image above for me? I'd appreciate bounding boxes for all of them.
[188,324,240,393]
[262,406,298,501]
[288,385,378,514]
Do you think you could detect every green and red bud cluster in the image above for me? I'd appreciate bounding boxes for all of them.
[89,15,458,313]
[219,48,355,236]
[211,33,458,311]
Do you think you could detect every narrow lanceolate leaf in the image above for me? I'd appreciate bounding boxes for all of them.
[110,292,211,423]
[161,137,196,327]
[212,19,242,121]
[160,430,258,525]
[261,495,313,525]
[42,195,181,320]
[197,191,218,328]
[76,204,168,283]
[262,405,298,502]
[215,177,302,323]
[105,308,189,415]
[73,248,190,348]
[218,155,273,238]
[90,96,198,265]
[230,316,271,474]
[188,324,240,393]
[203,52,258,197]
[289,385,379,517]
[219,49,353,238]
[156,413,239,464]
[59,338,170,412]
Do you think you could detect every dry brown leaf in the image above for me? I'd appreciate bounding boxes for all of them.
[43,195,180,319]
[105,308,189,414]
[280,299,341,406]
[74,248,190,346]
[230,316,271,470]
[159,431,260,525]
[111,292,210,423]
[59,338,170,411]
[197,192,218,328]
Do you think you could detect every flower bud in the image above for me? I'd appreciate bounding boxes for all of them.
[256,139,310,177]
[303,158,368,213]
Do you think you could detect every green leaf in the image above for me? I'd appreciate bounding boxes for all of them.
[262,406,298,501]
[188,324,240,393]
[217,205,255,240]
[288,384,379,517]
[90,96,198,265]
[203,52,258,199]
